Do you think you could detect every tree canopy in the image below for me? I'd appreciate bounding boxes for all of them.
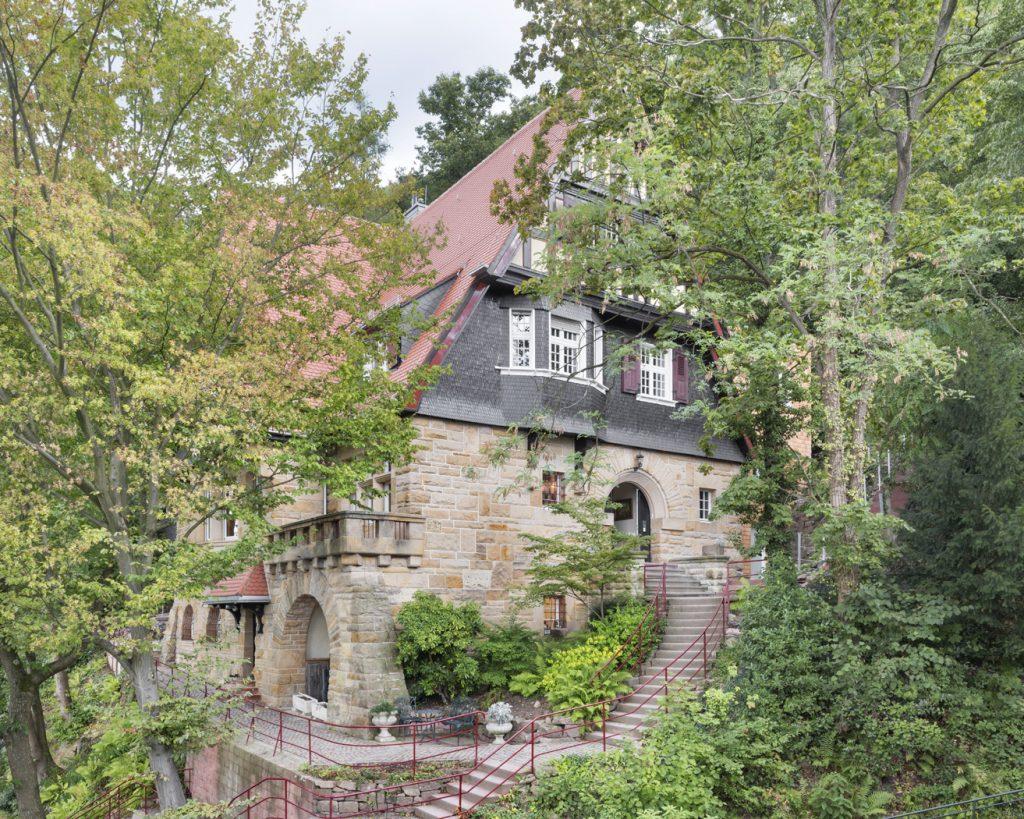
[412,67,541,201]
[0,0,437,811]
[497,0,1024,595]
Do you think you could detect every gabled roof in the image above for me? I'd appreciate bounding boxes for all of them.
[394,107,570,381]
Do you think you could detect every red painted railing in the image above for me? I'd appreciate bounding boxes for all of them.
[205,558,767,818]
[65,769,192,819]
[320,558,765,817]
[155,659,483,774]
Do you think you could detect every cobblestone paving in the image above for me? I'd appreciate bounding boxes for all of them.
[158,667,607,776]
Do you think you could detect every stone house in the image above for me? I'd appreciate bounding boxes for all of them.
[162,109,750,723]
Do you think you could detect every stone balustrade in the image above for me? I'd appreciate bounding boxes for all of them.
[265,510,426,575]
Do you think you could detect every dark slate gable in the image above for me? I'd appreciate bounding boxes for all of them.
[416,283,745,463]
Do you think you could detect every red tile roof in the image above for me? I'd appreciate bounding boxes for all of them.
[394,107,570,380]
[207,564,269,600]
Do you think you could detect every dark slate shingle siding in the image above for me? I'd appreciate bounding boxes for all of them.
[416,291,745,463]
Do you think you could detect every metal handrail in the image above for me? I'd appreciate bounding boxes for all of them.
[215,557,765,818]
[886,789,1024,817]
[155,658,483,772]
[339,558,763,817]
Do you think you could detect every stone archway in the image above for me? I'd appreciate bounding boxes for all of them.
[608,469,669,561]
[259,570,344,712]
[267,593,333,706]
[258,568,409,722]
[304,601,330,703]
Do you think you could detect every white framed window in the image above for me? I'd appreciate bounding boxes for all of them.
[593,325,604,382]
[224,518,239,540]
[699,488,714,522]
[356,462,393,513]
[549,317,585,375]
[203,517,211,542]
[509,309,534,369]
[639,344,671,399]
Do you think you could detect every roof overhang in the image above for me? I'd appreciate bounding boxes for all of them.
[204,595,271,606]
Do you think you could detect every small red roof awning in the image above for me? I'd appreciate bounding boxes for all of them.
[205,564,269,603]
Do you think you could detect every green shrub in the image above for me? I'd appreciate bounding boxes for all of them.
[474,620,538,691]
[539,642,631,729]
[506,688,794,818]
[395,592,483,702]
[507,601,656,724]
[587,596,663,664]
[804,773,892,818]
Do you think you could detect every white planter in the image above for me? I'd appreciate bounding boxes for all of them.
[292,693,317,714]
[311,701,329,720]
[486,720,513,744]
[372,712,398,743]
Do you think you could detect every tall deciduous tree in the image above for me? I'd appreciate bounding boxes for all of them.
[497,0,1024,594]
[413,67,541,201]
[0,0,436,809]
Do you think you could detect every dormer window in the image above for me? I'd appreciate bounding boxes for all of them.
[639,344,671,400]
[509,309,534,369]
[549,317,585,375]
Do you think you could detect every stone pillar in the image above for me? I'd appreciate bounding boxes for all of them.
[331,571,408,725]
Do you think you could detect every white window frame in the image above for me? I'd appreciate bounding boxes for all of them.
[593,325,604,383]
[203,517,211,542]
[639,343,671,400]
[549,316,585,376]
[224,517,239,540]
[509,309,535,369]
[699,488,714,522]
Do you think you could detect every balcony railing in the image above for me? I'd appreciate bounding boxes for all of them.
[265,510,425,571]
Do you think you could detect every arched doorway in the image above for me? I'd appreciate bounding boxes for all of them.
[305,603,330,703]
[608,482,652,560]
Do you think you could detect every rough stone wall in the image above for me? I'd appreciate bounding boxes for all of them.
[188,739,452,816]
[254,565,407,724]
[383,416,747,625]
[165,416,747,723]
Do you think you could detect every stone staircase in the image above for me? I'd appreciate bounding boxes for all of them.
[412,563,725,817]
[601,566,722,740]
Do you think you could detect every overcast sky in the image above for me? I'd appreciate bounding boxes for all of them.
[230,1,540,181]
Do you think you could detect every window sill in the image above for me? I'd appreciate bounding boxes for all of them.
[636,394,678,408]
[496,366,608,393]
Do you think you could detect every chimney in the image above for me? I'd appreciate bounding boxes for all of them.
[404,193,428,221]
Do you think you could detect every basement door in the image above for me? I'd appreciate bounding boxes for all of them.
[305,661,330,704]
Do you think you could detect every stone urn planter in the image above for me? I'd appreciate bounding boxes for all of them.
[292,693,316,715]
[370,702,399,743]
[485,702,514,744]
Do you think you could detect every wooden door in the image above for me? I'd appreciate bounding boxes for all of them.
[305,660,330,703]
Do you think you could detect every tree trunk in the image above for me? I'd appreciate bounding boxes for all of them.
[55,669,72,718]
[814,0,859,601]
[26,684,59,783]
[126,642,188,809]
[0,650,46,819]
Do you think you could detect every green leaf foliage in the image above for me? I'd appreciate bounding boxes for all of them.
[900,312,1024,666]
[475,620,540,692]
[395,592,484,703]
[412,68,542,201]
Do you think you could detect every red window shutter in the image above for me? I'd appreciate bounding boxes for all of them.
[673,349,689,403]
[621,354,640,394]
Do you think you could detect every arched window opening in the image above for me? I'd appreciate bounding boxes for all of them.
[181,605,194,641]
[206,608,219,639]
